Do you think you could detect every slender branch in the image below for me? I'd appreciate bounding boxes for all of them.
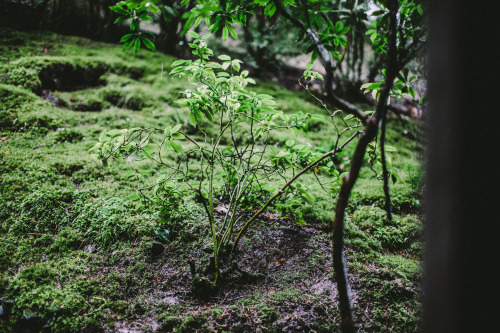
[273,0,367,124]
[331,0,399,331]
[232,130,361,252]
[380,106,393,221]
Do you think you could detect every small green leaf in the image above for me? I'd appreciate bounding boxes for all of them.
[143,144,158,156]
[231,60,241,71]
[222,26,228,40]
[98,131,108,142]
[188,113,197,126]
[171,133,185,139]
[141,37,156,52]
[164,126,172,136]
[123,39,134,50]
[171,124,182,134]
[169,140,183,152]
[124,171,136,178]
[187,30,199,39]
[115,15,131,24]
[227,25,238,39]
[134,37,141,53]
[131,20,138,31]
[120,34,134,43]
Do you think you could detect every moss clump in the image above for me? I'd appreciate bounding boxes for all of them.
[0,56,108,93]
[9,190,72,235]
[49,227,83,254]
[176,313,210,332]
[350,206,421,253]
[0,84,37,129]
[71,95,103,111]
[53,128,84,143]
[5,260,101,332]
[71,197,155,246]
[257,304,279,322]
[99,86,123,105]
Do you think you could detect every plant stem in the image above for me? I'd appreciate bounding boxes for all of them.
[232,131,360,252]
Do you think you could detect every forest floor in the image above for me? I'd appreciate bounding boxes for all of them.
[0,28,423,332]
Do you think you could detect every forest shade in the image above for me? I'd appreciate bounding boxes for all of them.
[425,1,500,331]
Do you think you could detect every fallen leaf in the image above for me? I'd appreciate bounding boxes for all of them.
[274,258,286,266]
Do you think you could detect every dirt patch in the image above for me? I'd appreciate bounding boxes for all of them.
[100,220,364,332]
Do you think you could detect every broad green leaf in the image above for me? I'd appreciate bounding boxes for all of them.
[141,37,156,52]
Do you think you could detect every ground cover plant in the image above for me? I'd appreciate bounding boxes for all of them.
[0,18,423,333]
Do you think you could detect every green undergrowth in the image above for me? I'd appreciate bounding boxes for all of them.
[0,28,423,332]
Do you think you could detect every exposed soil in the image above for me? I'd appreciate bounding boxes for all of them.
[101,219,352,332]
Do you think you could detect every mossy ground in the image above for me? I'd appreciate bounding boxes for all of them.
[0,27,424,332]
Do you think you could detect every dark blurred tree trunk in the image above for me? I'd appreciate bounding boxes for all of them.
[425,0,500,331]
